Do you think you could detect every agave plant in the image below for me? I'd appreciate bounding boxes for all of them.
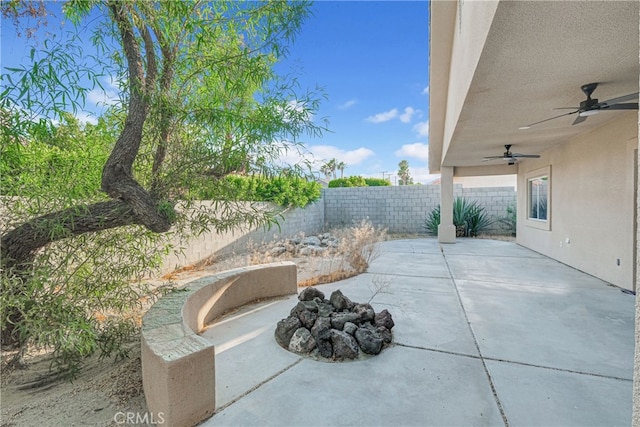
[466,202,493,237]
[424,197,493,237]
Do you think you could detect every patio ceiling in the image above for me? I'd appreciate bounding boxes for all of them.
[430,1,639,172]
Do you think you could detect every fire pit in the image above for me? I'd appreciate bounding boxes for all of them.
[275,287,394,361]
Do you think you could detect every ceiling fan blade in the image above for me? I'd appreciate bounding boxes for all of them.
[601,102,638,110]
[600,92,639,106]
[512,154,541,158]
[482,156,503,161]
[572,114,587,125]
[523,110,578,128]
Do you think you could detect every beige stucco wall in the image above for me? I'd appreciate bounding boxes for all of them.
[442,1,498,161]
[430,1,499,171]
[517,112,638,290]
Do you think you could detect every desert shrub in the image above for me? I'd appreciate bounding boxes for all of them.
[328,176,367,188]
[424,197,493,237]
[364,178,390,186]
[424,205,440,235]
[499,204,517,236]
[195,175,321,208]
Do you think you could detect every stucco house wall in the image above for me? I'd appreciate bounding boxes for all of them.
[517,112,637,290]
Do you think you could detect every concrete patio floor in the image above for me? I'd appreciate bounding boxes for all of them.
[200,238,635,426]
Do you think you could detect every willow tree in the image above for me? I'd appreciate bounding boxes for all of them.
[0,0,325,369]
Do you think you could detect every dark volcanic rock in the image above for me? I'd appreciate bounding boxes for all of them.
[353,303,375,322]
[289,327,316,353]
[374,309,395,330]
[330,312,361,331]
[330,330,359,359]
[376,326,393,344]
[329,289,353,311]
[343,322,358,335]
[275,316,302,348]
[355,326,384,355]
[317,302,336,318]
[276,288,393,360]
[299,287,325,302]
[298,309,318,329]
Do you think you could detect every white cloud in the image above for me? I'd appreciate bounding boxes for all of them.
[410,165,440,184]
[413,120,429,137]
[277,144,375,172]
[338,99,357,110]
[74,111,98,125]
[88,76,120,108]
[399,107,416,124]
[366,108,398,123]
[422,86,429,95]
[394,142,429,162]
[311,145,375,166]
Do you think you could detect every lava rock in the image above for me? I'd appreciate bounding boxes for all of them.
[330,330,359,360]
[275,316,302,348]
[353,303,375,322]
[299,287,325,302]
[329,289,353,311]
[298,309,318,329]
[330,312,361,331]
[355,326,384,355]
[289,328,316,354]
[317,302,335,318]
[311,316,331,338]
[376,326,393,344]
[343,322,358,335]
[374,309,395,330]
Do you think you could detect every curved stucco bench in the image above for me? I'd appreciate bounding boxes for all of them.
[141,261,297,427]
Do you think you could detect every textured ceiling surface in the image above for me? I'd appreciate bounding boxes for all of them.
[443,1,639,168]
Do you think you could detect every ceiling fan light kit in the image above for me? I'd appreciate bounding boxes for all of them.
[483,144,540,164]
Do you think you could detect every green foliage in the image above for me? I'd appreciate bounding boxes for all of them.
[466,203,493,237]
[423,197,493,237]
[328,176,367,188]
[397,160,413,185]
[364,178,391,187]
[195,175,321,208]
[499,204,517,236]
[1,0,324,375]
[424,205,441,235]
[0,114,114,201]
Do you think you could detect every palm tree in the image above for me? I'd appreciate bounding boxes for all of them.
[336,161,347,178]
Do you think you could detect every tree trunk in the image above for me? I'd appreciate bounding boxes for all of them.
[0,200,137,345]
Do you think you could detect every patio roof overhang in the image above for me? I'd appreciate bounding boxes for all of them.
[429,1,639,175]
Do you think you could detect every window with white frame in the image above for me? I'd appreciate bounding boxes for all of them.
[528,176,548,220]
[525,166,551,231]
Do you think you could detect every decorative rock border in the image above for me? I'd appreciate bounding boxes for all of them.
[141,262,297,427]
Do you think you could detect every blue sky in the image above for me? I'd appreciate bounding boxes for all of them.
[282,1,433,183]
[1,1,433,183]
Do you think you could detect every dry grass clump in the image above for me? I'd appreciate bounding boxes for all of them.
[298,219,387,287]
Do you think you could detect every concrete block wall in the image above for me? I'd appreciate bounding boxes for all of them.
[323,186,441,233]
[323,185,516,234]
[158,199,325,275]
[459,186,517,234]
[157,185,515,275]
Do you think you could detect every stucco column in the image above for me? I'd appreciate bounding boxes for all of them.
[632,54,640,426]
[438,166,456,243]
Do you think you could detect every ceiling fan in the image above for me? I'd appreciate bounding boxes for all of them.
[483,145,540,165]
[521,82,639,128]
